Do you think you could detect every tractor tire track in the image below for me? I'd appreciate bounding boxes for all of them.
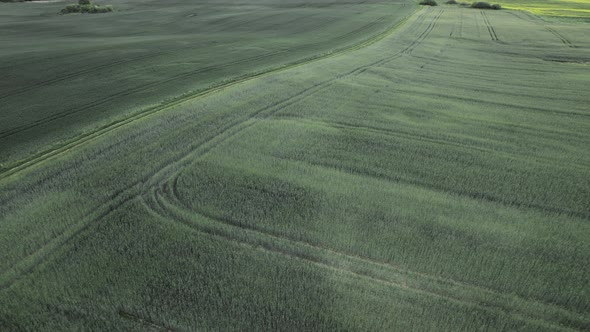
[356,8,443,75]
[142,10,445,190]
[143,181,587,331]
[481,11,499,41]
[406,8,444,53]
[546,27,576,48]
[458,9,464,38]
[0,11,379,105]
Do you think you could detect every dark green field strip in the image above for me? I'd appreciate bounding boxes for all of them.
[0,42,214,101]
[0,3,402,109]
[0,10,417,165]
[0,7,339,99]
[0,10,387,105]
[0,6,422,180]
[0,1,416,163]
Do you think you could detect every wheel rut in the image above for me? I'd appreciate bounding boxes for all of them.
[139,177,588,331]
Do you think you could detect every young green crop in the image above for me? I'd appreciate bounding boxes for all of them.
[1,3,589,331]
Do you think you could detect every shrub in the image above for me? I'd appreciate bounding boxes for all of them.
[61,4,81,13]
[446,0,458,4]
[471,2,502,9]
[78,0,90,4]
[79,4,93,12]
[419,0,438,6]
[92,5,113,13]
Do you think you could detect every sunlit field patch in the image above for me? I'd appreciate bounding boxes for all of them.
[501,0,590,18]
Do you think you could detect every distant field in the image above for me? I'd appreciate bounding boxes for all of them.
[1,1,590,331]
[0,0,414,165]
[501,0,590,18]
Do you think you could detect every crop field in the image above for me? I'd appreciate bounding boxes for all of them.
[501,0,590,19]
[1,0,590,331]
[0,0,414,165]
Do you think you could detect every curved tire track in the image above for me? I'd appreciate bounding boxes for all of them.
[143,177,588,331]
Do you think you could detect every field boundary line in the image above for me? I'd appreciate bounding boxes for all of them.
[141,8,447,194]
[0,6,422,182]
[0,3,362,98]
[0,13,396,139]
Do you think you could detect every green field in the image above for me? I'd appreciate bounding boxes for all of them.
[502,0,590,19]
[1,0,590,331]
[0,0,414,165]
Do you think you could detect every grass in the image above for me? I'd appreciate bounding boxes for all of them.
[1,1,590,331]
